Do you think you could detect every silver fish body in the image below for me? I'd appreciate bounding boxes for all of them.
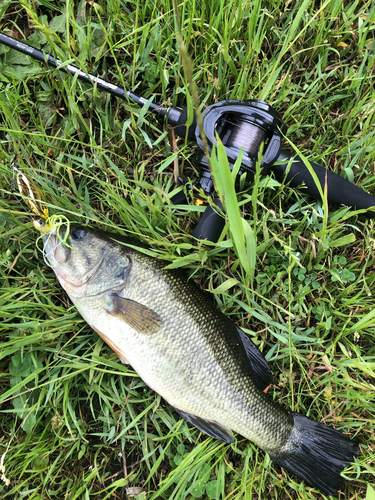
[43,225,359,495]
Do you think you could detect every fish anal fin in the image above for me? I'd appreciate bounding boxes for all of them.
[236,326,273,391]
[172,407,234,444]
[107,295,162,335]
[92,325,129,364]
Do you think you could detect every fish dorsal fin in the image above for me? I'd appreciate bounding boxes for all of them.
[107,295,162,335]
[235,326,273,391]
[172,407,234,444]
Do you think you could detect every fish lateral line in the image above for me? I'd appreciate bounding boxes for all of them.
[41,224,360,494]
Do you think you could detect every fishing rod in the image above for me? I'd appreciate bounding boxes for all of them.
[2,32,375,242]
[0,33,190,131]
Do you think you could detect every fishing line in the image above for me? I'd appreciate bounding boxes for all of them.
[216,118,269,157]
[36,223,70,269]
[37,228,57,268]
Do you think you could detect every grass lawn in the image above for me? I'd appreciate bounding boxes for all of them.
[1,0,375,499]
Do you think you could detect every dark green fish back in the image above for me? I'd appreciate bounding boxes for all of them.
[107,235,295,452]
[58,226,359,495]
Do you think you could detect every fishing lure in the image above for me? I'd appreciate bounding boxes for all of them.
[11,163,71,244]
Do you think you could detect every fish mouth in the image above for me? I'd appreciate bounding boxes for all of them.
[42,230,109,298]
[42,230,70,268]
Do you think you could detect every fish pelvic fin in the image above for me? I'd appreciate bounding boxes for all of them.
[107,295,162,335]
[269,412,360,495]
[91,325,129,364]
[235,326,273,391]
[172,407,234,444]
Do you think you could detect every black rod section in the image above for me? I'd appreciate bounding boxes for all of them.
[0,32,165,114]
[272,150,375,217]
[192,199,225,241]
[0,32,202,133]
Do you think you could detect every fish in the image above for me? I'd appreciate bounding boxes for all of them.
[43,224,359,495]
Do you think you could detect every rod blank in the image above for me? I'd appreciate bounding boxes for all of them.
[0,32,162,112]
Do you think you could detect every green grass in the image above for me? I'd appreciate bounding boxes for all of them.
[1,0,375,498]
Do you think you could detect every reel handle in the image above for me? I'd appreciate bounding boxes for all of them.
[272,150,375,217]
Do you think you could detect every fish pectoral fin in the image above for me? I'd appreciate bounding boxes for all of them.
[172,407,234,444]
[107,295,162,335]
[235,325,273,391]
[91,326,129,364]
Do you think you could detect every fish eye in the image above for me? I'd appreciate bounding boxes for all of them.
[71,227,87,240]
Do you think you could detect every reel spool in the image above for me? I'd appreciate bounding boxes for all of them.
[219,117,268,158]
[174,100,287,240]
[195,100,286,176]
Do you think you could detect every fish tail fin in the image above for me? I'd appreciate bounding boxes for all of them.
[269,412,359,495]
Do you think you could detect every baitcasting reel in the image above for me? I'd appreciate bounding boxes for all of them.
[170,98,375,241]
[1,32,375,242]
[170,99,287,241]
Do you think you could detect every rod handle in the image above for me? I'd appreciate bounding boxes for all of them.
[272,150,375,217]
[191,199,225,242]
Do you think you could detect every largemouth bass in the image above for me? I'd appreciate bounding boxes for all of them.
[43,225,359,494]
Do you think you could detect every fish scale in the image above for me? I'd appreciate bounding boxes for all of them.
[43,225,359,495]
[121,251,294,450]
